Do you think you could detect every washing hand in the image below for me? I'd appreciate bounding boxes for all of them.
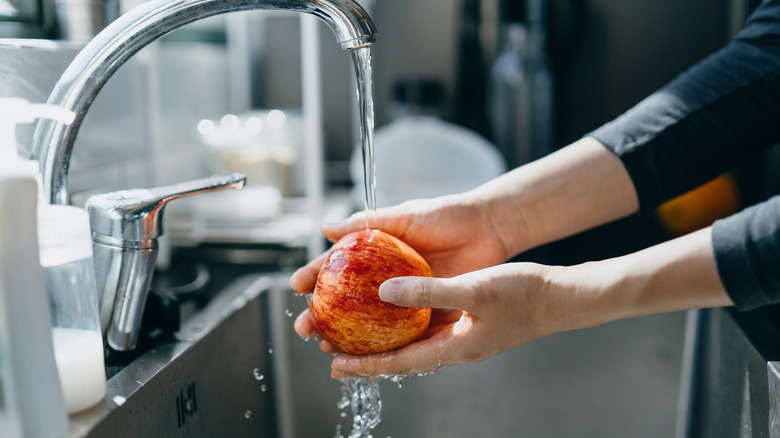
[293,225,732,378]
[291,140,734,378]
[290,193,518,359]
[329,262,557,378]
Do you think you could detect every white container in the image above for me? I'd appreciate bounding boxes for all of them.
[38,205,106,414]
[0,97,73,437]
[0,175,69,437]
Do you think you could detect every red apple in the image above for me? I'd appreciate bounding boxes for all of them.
[310,229,433,355]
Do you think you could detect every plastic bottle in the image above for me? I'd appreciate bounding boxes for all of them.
[0,97,74,437]
[488,0,555,169]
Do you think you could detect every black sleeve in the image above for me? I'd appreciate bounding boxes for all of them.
[713,195,780,310]
[588,0,780,210]
[586,0,780,310]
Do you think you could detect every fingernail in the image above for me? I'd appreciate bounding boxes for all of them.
[379,281,401,303]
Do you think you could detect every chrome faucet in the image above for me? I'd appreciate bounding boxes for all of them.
[30,0,377,352]
[85,173,247,352]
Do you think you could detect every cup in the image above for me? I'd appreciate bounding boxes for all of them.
[38,205,106,414]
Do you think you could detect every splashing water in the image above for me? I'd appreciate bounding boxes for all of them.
[253,368,264,381]
[390,376,403,389]
[334,378,382,438]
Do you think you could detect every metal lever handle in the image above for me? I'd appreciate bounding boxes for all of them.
[86,172,247,247]
[85,173,246,352]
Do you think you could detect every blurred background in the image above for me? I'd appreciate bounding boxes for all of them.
[2,0,779,436]
[3,0,772,263]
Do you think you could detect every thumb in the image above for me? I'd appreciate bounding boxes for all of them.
[378,276,465,310]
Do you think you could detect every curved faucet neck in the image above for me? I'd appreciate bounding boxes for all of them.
[31,0,376,205]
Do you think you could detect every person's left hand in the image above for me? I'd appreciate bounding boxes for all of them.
[324,262,558,378]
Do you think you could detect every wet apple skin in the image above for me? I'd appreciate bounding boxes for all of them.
[310,229,433,355]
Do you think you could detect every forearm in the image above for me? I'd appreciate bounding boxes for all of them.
[465,137,639,257]
[546,227,733,334]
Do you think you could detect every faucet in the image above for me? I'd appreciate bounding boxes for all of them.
[30,0,377,353]
[84,173,247,353]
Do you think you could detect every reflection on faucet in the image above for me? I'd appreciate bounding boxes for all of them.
[30,0,376,353]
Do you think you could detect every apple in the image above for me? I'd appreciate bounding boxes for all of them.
[310,229,433,355]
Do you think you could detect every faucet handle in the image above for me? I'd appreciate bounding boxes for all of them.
[85,173,246,352]
[86,173,247,247]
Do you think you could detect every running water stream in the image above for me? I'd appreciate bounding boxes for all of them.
[333,44,382,438]
[352,45,378,230]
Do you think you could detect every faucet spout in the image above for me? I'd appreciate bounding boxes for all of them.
[31,0,376,205]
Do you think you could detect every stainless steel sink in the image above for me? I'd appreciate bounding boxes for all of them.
[68,273,281,437]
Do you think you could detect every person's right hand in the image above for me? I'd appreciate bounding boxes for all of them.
[289,193,520,352]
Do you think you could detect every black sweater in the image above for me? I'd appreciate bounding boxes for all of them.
[588,0,780,310]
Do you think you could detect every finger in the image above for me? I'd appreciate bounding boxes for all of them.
[319,337,340,356]
[289,249,330,293]
[321,211,372,242]
[378,276,471,311]
[293,309,341,355]
[330,328,458,378]
[293,309,318,339]
[321,204,412,243]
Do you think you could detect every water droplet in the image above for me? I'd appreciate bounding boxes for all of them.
[267,342,274,354]
[284,309,294,317]
[390,376,404,389]
[260,384,267,392]
[244,410,252,420]
[253,368,264,381]
[336,394,350,410]
[340,411,348,418]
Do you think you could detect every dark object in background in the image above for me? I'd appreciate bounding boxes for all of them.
[451,0,489,138]
[488,0,555,169]
[389,78,447,120]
